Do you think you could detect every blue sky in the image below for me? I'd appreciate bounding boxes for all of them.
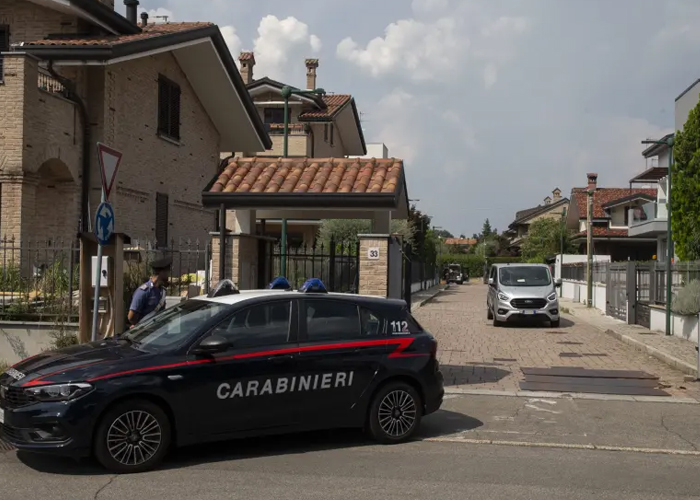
[122,0,700,236]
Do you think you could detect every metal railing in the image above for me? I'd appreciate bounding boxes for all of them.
[560,262,608,283]
[265,122,306,135]
[37,68,67,96]
[0,237,79,321]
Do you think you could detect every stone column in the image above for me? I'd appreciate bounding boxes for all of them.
[210,232,265,290]
[358,234,390,297]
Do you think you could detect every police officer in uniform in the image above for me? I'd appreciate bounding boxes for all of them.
[127,256,172,327]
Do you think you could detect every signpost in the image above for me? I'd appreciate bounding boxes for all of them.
[91,143,122,341]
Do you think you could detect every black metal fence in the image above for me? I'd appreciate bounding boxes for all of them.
[269,240,359,293]
[123,238,210,300]
[410,259,437,287]
[0,237,79,321]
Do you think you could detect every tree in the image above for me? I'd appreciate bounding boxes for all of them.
[672,101,700,260]
[520,218,574,263]
[318,218,414,248]
[434,228,454,239]
[481,219,493,239]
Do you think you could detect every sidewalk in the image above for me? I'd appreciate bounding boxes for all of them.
[561,298,699,378]
[411,283,449,308]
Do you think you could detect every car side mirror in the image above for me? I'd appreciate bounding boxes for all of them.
[192,334,230,356]
[488,277,494,286]
[555,278,562,288]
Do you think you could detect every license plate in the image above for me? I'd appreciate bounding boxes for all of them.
[0,408,4,424]
[522,310,538,315]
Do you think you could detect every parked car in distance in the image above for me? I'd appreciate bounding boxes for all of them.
[486,263,561,328]
[445,264,464,285]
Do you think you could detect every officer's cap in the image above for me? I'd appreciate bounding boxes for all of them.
[150,256,172,271]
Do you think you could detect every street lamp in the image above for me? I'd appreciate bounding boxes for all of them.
[642,136,674,336]
[279,85,326,278]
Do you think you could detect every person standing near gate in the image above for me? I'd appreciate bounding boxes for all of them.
[127,256,172,327]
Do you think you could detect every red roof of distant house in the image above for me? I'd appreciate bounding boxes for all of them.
[444,238,477,246]
[574,227,630,238]
[570,188,656,219]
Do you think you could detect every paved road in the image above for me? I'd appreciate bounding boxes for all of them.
[414,284,697,398]
[3,393,700,499]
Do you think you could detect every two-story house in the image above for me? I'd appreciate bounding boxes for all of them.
[0,0,270,253]
[506,188,569,252]
[566,173,657,261]
[220,53,367,246]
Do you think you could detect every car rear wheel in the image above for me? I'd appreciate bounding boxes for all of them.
[94,399,172,474]
[367,382,422,444]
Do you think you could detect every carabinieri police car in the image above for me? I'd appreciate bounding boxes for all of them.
[0,278,444,473]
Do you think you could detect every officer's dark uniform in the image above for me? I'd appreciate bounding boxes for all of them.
[129,256,172,324]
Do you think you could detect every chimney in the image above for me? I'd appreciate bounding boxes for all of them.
[544,196,552,205]
[124,0,139,24]
[552,188,561,201]
[140,11,148,26]
[587,173,598,192]
[305,58,319,90]
[239,52,255,85]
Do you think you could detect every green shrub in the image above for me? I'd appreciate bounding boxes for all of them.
[0,360,9,373]
[48,330,79,350]
[671,279,700,316]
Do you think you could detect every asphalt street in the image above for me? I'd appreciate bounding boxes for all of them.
[3,393,700,499]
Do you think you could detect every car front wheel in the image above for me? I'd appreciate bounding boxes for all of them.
[94,399,172,473]
[367,382,422,444]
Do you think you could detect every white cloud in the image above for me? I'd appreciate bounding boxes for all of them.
[220,25,242,61]
[137,7,174,23]
[252,15,322,81]
[337,18,464,81]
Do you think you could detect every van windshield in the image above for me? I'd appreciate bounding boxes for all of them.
[499,267,551,287]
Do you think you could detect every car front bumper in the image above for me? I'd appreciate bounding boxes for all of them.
[494,300,560,323]
[0,396,98,457]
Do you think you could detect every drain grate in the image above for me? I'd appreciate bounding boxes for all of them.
[557,341,583,345]
[559,352,582,358]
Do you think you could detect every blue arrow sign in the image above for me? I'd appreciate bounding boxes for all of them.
[94,201,115,246]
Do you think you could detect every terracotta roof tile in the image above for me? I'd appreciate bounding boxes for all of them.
[209,157,403,195]
[298,94,351,120]
[570,188,656,219]
[22,22,212,47]
[444,238,477,246]
[574,227,630,238]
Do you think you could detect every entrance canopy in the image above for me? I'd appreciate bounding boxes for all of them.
[202,157,410,220]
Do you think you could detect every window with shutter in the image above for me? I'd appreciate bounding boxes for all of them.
[0,26,9,81]
[157,75,181,140]
[155,192,169,248]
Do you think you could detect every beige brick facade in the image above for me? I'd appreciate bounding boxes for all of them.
[0,2,222,250]
[358,236,389,297]
[210,233,262,290]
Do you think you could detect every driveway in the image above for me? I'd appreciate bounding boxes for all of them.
[413,283,696,398]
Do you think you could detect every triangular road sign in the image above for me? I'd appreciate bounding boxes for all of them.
[97,142,123,200]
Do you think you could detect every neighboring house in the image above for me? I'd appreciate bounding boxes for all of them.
[350,143,389,159]
[566,173,657,261]
[220,53,368,246]
[628,136,675,262]
[506,188,569,251]
[675,78,700,132]
[443,238,477,253]
[0,0,270,251]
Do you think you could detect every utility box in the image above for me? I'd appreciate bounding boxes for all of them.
[91,256,110,288]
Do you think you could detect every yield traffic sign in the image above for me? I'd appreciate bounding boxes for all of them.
[97,142,122,200]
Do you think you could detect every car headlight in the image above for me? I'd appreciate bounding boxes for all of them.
[547,292,557,302]
[25,383,94,402]
[498,292,510,302]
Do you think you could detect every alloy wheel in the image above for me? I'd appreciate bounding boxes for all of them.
[106,410,163,466]
[377,389,417,438]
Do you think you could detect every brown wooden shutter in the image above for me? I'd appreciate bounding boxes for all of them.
[170,84,181,139]
[155,192,169,248]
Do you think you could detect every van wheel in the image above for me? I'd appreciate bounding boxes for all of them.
[487,306,493,320]
[94,399,172,474]
[367,382,422,444]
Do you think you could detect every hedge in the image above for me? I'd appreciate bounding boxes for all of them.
[437,255,522,276]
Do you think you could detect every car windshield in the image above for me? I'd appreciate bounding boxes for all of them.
[499,267,551,287]
[123,300,230,352]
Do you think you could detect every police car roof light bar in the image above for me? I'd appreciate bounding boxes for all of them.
[268,276,292,290]
[299,278,328,294]
[208,279,240,298]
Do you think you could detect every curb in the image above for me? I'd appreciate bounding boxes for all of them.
[564,303,698,378]
[414,284,450,309]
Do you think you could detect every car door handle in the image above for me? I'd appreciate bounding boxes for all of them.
[268,354,294,363]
